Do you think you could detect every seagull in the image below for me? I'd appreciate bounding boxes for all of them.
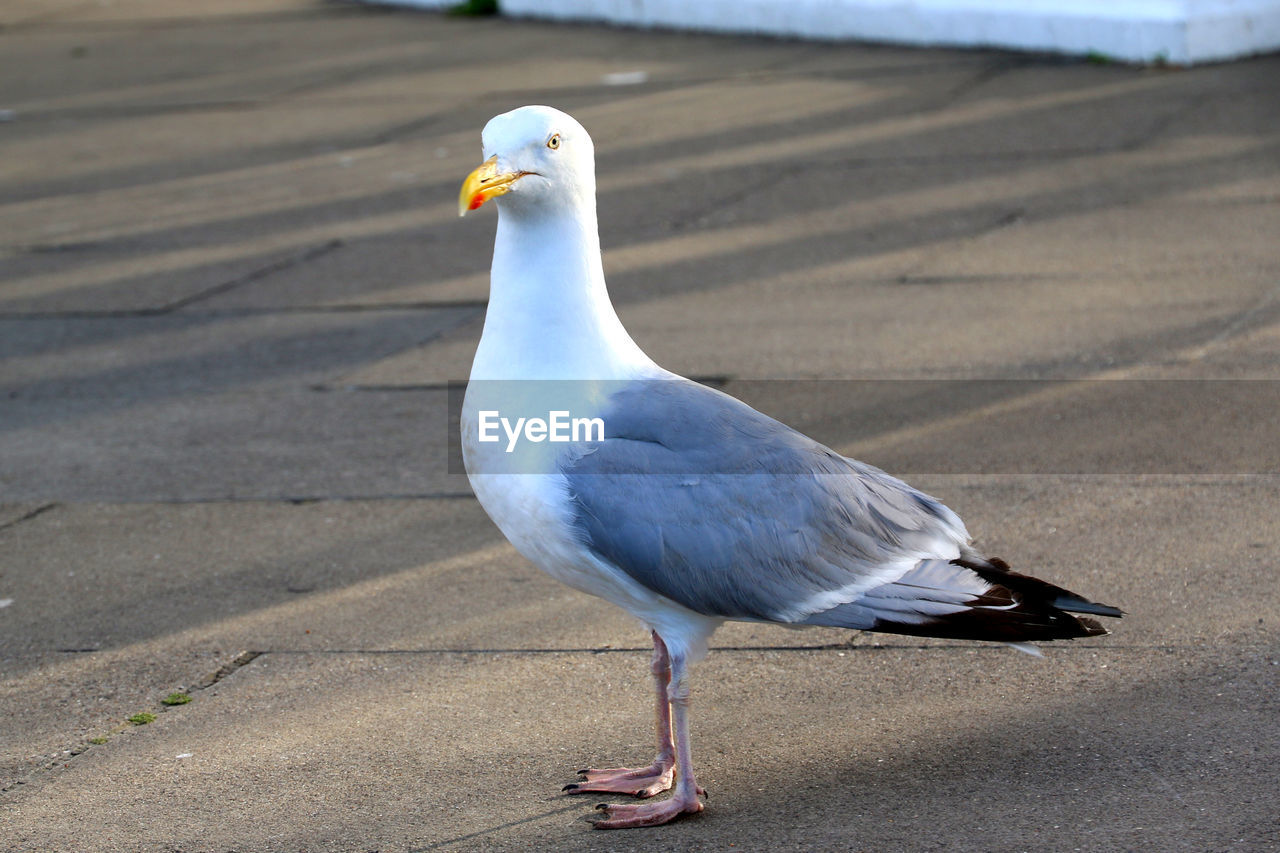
[457,105,1121,829]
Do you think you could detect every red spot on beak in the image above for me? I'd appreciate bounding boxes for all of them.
[468,194,486,211]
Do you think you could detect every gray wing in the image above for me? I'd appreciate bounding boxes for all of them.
[560,379,970,624]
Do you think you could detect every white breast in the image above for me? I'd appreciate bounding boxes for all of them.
[460,391,722,661]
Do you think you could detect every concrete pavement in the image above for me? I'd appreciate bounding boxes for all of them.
[1,2,1277,850]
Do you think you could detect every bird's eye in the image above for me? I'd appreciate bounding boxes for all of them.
[547,134,561,150]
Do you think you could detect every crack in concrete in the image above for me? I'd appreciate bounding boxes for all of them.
[0,502,58,532]
[893,203,1028,282]
[0,635,1193,800]
[0,240,350,320]
[0,647,266,799]
[664,163,808,232]
[1122,92,1217,152]
[192,649,265,690]
[160,238,346,313]
[409,803,584,851]
[942,56,1023,101]
[1181,282,1280,361]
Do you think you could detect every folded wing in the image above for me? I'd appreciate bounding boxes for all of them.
[562,379,1119,641]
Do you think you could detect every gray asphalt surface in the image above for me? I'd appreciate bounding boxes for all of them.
[1,2,1278,850]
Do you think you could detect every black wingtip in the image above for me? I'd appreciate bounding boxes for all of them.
[954,555,1124,622]
[854,556,1125,643]
[1051,596,1125,619]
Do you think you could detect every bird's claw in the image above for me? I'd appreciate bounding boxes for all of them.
[591,792,705,829]
[565,761,676,798]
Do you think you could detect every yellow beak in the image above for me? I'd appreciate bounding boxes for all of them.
[458,155,526,217]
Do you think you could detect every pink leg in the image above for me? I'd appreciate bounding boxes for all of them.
[592,645,706,829]
[564,631,677,798]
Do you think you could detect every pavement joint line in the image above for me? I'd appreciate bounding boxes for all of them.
[838,329,1280,460]
[5,641,1174,664]
[5,474,1273,508]
[308,373,731,394]
[257,642,1135,656]
[0,631,1201,801]
[311,382,464,392]
[0,6,360,34]
[778,57,1001,82]
[368,113,449,147]
[11,100,268,122]
[0,299,490,321]
[9,95,450,124]
[68,493,480,505]
[2,129,1219,282]
[0,494,480,507]
[0,637,1127,798]
[829,148,1108,165]
[0,502,58,532]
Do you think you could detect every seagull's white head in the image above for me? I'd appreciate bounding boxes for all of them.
[458,105,595,218]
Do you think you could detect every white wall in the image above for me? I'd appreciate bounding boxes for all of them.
[385,0,1280,64]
